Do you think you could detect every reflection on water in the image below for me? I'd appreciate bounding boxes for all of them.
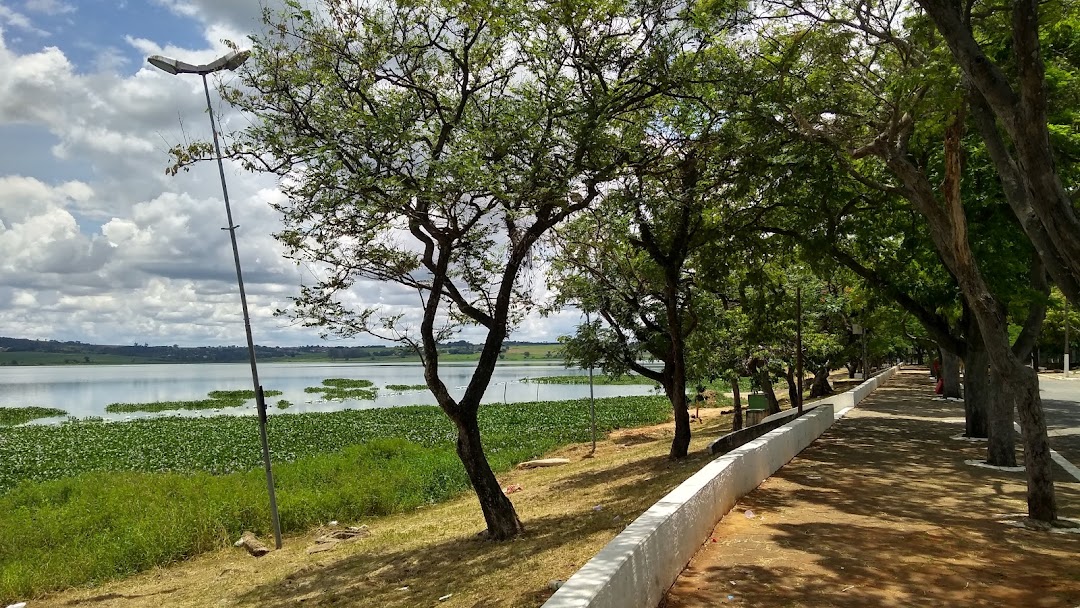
[0,362,660,424]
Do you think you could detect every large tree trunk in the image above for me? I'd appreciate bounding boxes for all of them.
[917,0,1080,304]
[1008,364,1057,520]
[940,350,962,398]
[453,409,523,539]
[759,368,781,415]
[666,376,691,459]
[809,365,833,397]
[961,326,989,438]
[731,378,743,432]
[870,99,1058,521]
[985,369,1017,466]
[846,361,858,378]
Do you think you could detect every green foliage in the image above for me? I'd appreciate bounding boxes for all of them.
[0,407,67,427]
[276,400,292,409]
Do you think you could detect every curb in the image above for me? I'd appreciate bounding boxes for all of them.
[542,366,900,608]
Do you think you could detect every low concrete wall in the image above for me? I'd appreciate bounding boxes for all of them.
[542,366,900,608]
[542,403,836,608]
[708,403,823,455]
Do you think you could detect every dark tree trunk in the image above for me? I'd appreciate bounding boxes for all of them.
[731,378,743,432]
[1032,345,1040,372]
[453,409,523,539]
[962,326,989,438]
[846,361,858,378]
[785,365,800,407]
[759,368,781,415]
[864,98,1058,521]
[1009,364,1057,520]
[665,375,691,459]
[809,365,834,397]
[985,369,1017,466]
[941,350,962,398]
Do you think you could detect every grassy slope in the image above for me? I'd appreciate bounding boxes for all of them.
[34,408,735,608]
[0,397,669,602]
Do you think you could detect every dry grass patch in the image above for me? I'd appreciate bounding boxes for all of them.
[37,409,735,608]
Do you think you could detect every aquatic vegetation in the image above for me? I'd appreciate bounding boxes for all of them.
[0,396,670,492]
[385,384,428,391]
[105,388,283,413]
[521,374,660,386]
[304,378,378,400]
[0,407,67,427]
[207,389,284,399]
[0,396,670,601]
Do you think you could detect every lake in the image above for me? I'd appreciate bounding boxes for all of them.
[0,362,661,423]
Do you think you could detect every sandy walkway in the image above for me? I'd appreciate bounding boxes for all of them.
[662,369,1080,608]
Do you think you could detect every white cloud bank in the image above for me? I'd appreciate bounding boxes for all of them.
[0,5,579,347]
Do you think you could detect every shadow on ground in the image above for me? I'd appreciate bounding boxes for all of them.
[663,370,1080,608]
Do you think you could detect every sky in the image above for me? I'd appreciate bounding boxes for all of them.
[0,0,581,347]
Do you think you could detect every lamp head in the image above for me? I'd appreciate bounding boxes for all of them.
[147,50,250,75]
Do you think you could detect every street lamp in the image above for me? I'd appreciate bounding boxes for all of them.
[148,50,282,549]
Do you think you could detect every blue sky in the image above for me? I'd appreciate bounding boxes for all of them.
[0,0,577,347]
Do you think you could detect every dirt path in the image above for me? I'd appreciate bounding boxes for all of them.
[662,369,1080,608]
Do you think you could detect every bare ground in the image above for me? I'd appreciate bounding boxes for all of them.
[662,369,1080,608]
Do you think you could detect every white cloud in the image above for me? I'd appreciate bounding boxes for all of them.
[0,4,569,348]
[0,4,48,36]
[23,0,75,16]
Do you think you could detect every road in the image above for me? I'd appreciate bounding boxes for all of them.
[1040,377,1080,476]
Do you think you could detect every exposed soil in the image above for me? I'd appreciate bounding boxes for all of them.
[662,369,1080,608]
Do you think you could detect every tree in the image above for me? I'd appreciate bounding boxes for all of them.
[551,137,725,459]
[752,0,1059,521]
[917,0,1080,304]
[210,0,688,538]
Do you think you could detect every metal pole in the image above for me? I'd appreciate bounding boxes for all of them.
[1066,299,1071,378]
[862,327,869,381]
[796,286,803,412]
[202,74,282,549]
[587,311,597,454]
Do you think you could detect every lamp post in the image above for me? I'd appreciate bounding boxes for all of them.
[148,50,282,549]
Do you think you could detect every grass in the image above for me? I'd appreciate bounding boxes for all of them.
[0,407,67,426]
[0,396,670,603]
[105,389,284,413]
[30,403,732,608]
[385,384,428,391]
[522,374,659,385]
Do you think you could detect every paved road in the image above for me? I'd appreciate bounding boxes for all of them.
[1040,378,1080,472]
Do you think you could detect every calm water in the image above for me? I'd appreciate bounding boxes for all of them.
[0,362,659,424]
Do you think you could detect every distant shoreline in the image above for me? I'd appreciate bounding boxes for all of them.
[0,338,565,367]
